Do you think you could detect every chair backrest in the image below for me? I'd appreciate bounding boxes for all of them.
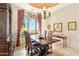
[24,31,32,48]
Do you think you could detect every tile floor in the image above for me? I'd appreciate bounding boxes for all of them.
[14,44,55,56]
[14,44,79,56]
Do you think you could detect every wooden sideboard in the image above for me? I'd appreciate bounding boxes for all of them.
[53,35,67,48]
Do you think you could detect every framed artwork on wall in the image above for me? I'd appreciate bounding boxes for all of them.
[68,21,76,30]
[53,23,62,32]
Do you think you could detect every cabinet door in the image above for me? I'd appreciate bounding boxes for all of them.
[0,4,7,40]
[0,12,7,39]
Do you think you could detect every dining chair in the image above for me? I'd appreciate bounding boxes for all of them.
[24,31,42,56]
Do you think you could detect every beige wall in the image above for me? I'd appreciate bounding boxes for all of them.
[42,4,79,50]
[12,5,18,46]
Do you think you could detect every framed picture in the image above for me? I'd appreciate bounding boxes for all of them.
[53,23,62,32]
[68,21,76,30]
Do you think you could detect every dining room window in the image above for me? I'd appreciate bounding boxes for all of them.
[23,15,38,34]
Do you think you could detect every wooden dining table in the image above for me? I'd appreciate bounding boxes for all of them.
[36,38,60,55]
[39,39,60,46]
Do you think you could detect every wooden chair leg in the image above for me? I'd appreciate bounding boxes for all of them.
[27,48,29,55]
[31,48,32,56]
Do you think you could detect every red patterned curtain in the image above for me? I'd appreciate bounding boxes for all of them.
[37,13,42,36]
[16,9,24,47]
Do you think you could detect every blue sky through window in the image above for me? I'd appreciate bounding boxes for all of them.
[23,16,28,26]
[29,19,35,29]
[23,16,35,32]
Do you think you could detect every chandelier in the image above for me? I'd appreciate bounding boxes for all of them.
[43,6,51,20]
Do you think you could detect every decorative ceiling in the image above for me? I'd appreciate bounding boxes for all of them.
[29,3,59,9]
